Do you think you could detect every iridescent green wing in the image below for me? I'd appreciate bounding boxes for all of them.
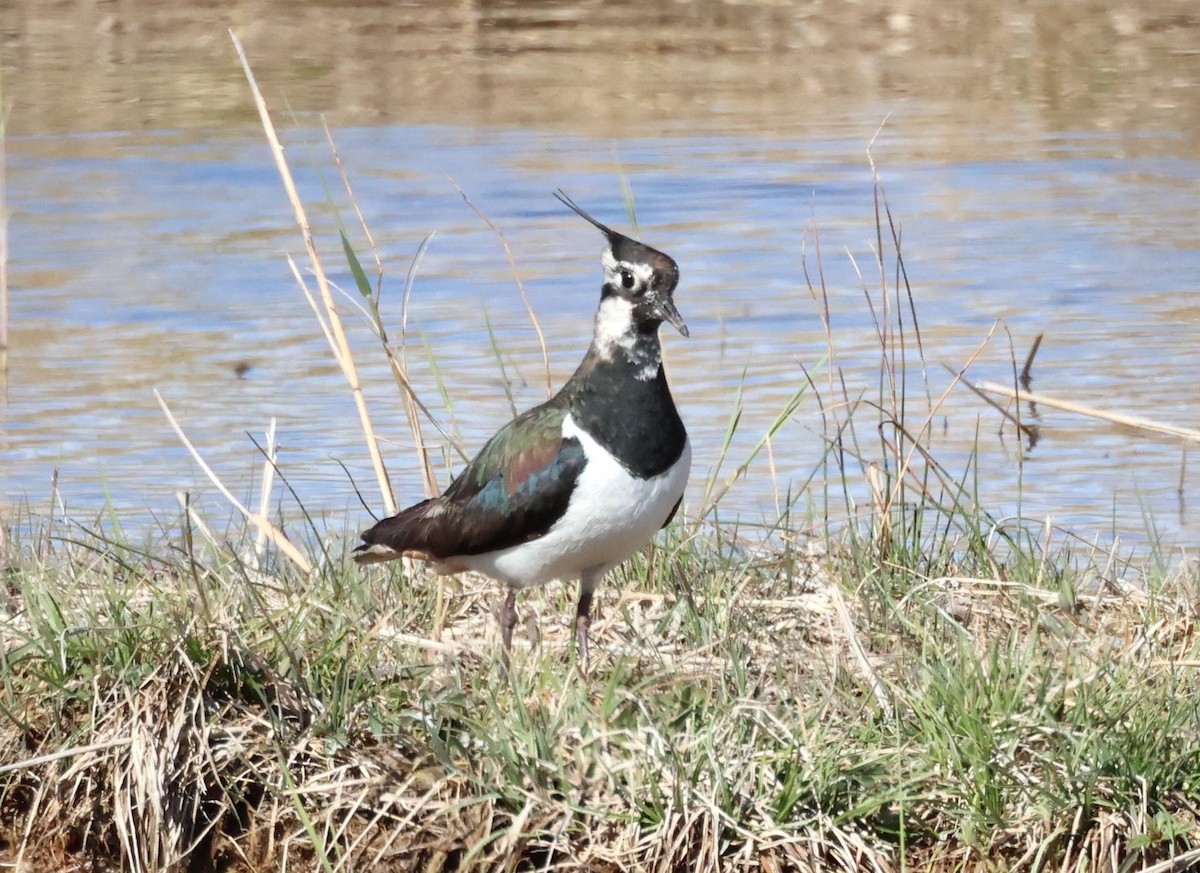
[435,398,585,555]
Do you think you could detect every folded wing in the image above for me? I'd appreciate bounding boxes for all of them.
[354,402,585,564]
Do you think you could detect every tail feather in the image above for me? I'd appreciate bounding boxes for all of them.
[352,543,408,565]
[352,497,450,566]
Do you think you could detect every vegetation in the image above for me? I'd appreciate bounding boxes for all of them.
[2,47,1199,872]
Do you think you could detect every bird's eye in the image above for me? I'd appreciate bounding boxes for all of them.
[620,270,636,290]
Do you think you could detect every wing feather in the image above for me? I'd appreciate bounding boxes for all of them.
[355,399,585,563]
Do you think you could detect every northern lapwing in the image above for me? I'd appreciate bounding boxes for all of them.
[354,192,691,670]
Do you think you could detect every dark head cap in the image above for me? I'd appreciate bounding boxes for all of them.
[554,190,687,337]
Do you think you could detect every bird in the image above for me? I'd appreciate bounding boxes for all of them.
[353,191,691,671]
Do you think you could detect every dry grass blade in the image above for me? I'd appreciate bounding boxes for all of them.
[230,30,396,516]
[448,175,552,398]
[1139,846,1200,872]
[397,234,451,493]
[322,120,384,294]
[0,737,134,777]
[828,585,892,717]
[1019,331,1044,390]
[975,381,1200,442]
[0,83,8,379]
[366,232,459,492]
[949,363,1039,444]
[154,390,312,573]
[878,324,997,515]
[322,122,446,497]
[252,417,278,570]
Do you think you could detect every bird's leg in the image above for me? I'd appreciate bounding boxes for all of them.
[497,588,518,674]
[575,571,601,672]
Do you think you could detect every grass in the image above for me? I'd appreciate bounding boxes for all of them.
[4,478,1199,870]
[3,43,1200,872]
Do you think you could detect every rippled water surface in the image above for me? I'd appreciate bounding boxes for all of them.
[2,1,1200,549]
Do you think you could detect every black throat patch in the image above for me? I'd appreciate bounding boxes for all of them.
[568,342,687,479]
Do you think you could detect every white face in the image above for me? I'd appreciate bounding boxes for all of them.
[593,295,637,348]
[601,248,655,297]
[590,245,680,379]
[592,294,662,381]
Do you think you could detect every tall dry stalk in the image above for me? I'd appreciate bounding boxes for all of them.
[0,80,9,380]
[154,391,312,572]
[323,123,450,498]
[230,31,397,516]
[449,176,552,398]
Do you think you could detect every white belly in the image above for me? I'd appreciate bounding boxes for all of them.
[461,413,691,588]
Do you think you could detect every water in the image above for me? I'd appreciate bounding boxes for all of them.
[2,1,1199,550]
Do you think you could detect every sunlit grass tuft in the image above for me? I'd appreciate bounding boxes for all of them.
[4,502,1199,870]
